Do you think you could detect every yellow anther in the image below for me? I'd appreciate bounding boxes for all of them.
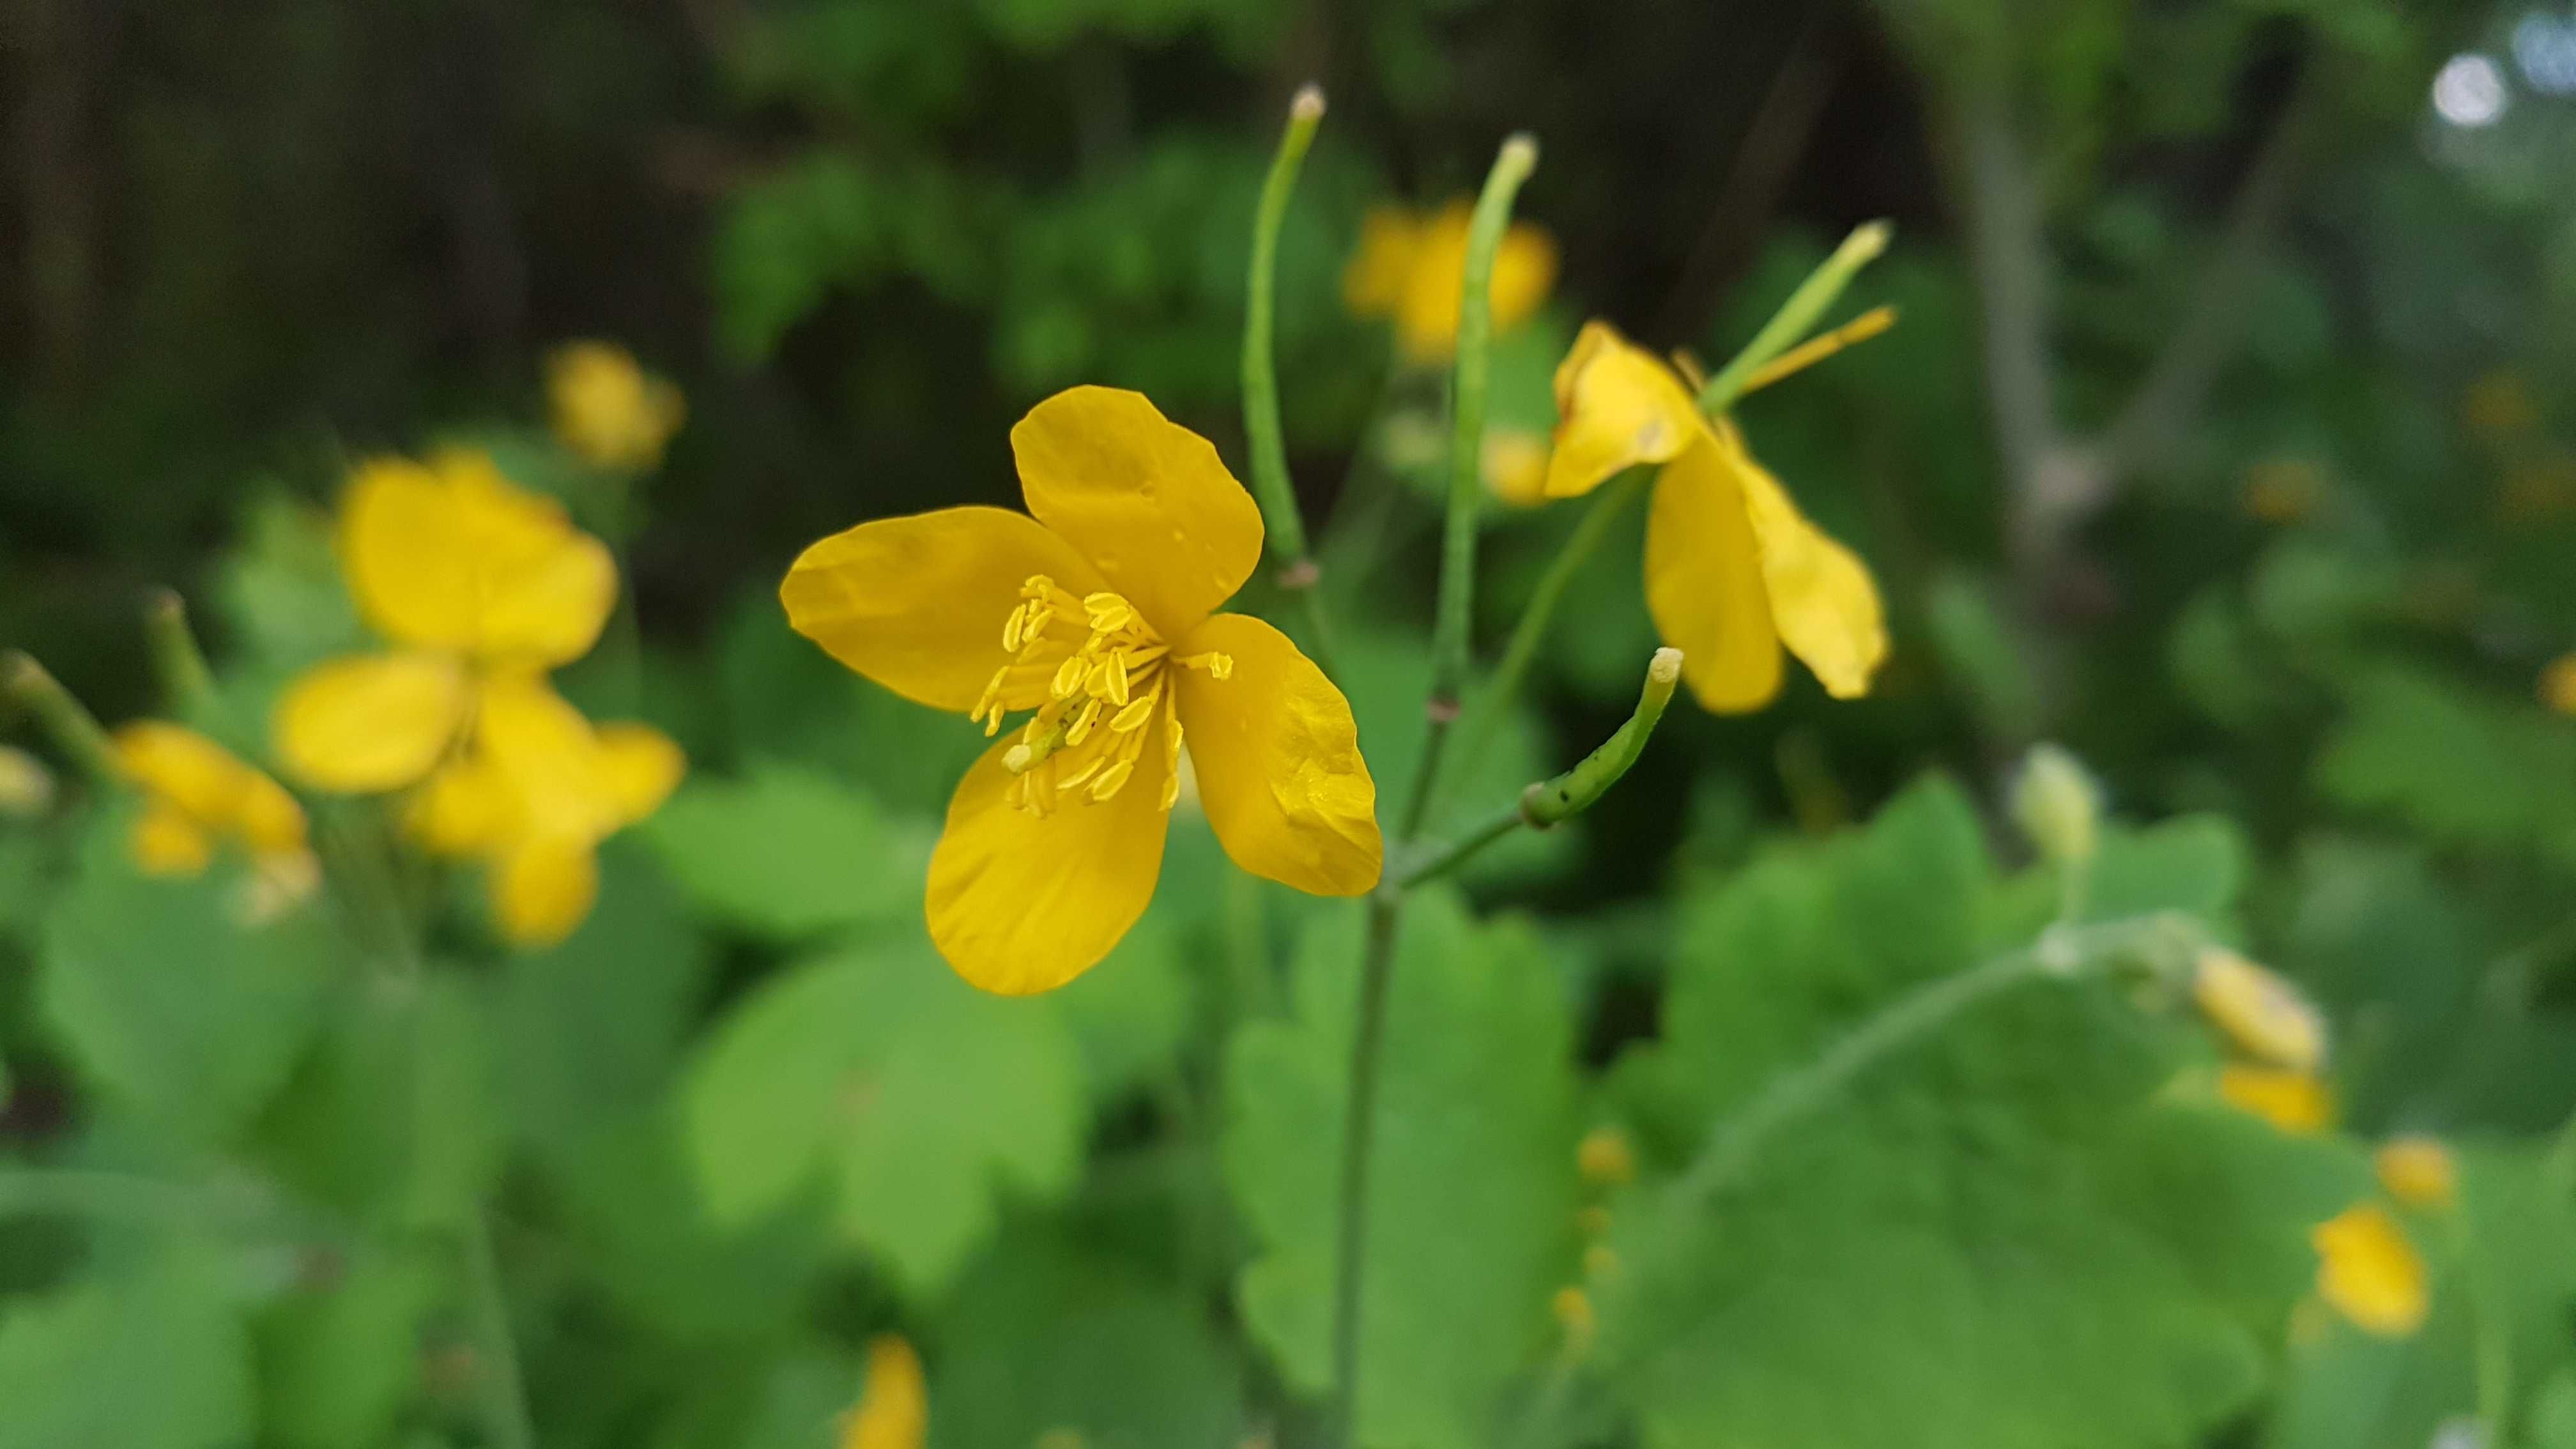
[1107,651,1131,705]
[1052,656,1087,698]
[1057,758,1104,791]
[1091,760,1135,801]
[1180,650,1233,678]
[1002,603,1027,653]
[1110,696,1156,733]
[1084,593,1135,632]
[1066,698,1103,747]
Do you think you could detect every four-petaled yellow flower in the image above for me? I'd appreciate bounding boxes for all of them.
[2191,946,2326,1073]
[838,1336,926,1449]
[2312,1203,2428,1337]
[1344,201,1558,365]
[547,341,686,472]
[2374,1135,2458,1211]
[2218,1064,2334,1135]
[783,386,1381,993]
[1542,321,1888,712]
[113,721,316,898]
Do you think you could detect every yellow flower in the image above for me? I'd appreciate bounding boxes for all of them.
[2191,947,2327,1072]
[1575,1124,1637,1186]
[783,387,1381,993]
[2374,1136,2458,1211]
[273,451,617,795]
[112,721,315,889]
[839,1336,926,1449]
[1541,321,1887,713]
[2541,653,2576,717]
[1481,427,1552,507]
[547,341,685,472]
[2312,1204,2428,1337]
[408,677,682,947]
[2218,1064,2335,1135]
[1344,201,1558,365]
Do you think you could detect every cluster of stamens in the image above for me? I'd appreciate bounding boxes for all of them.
[969,575,1230,816]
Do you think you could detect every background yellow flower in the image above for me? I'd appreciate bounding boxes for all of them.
[547,341,686,472]
[1343,201,1558,364]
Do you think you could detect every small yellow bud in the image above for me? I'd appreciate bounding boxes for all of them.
[2218,1064,2335,1135]
[1575,1125,1636,1186]
[2374,1136,2458,1211]
[2541,654,2576,717]
[0,745,55,818]
[2193,947,2327,1072]
[2009,743,2100,867]
[1550,1285,1595,1340]
[2312,1204,2428,1337]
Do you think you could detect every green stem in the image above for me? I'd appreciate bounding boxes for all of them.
[1327,894,1402,1449]
[1447,470,1649,795]
[1696,218,1892,413]
[1241,84,1339,681]
[1403,133,1540,840]
[143,588,220,721]
[2,652,121,783]
[461,1209,537,1449]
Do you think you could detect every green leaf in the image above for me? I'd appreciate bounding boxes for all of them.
[933,1225,1242,1448]
[254,1246,437,1449]
[1223,888,1580,1449]
[39,813,335,1146]
[680,941,1084,1292]
[0,1251,255,1449]
[2315,665,2576,874]
[641,766,921,940]
[1049,906,1195,1106]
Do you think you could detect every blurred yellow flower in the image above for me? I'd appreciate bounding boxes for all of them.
[1482,427,1552,507]
[1542,321,1887,713]
[1575,1124,1637,1186]
[273,451,616,794]
[2312,1204,2428,1337]
[2541,653,2576,717]
[548,341,685,472]
[783,386,1380,994]
[2218,1064,2334,1135]
[1550,1284,1595,1342]
[2374,1136,2458,1211]
[839,1336,926,1449]
[2192,947,2326,1073]
[408,677,682,947]
[2241,458,2326,524]
[112,721,315,891]
[1344,201,1558,365]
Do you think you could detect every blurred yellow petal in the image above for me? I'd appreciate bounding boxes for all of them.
[2219,1064,2335,1135]
[493,835,600,947]
[1170,613,1380,896]
[1482,428,1552,507]
[782,506,1103,713]
[1716,415,1887,700]
[1544,322,1701,500]
[548,341,686,471]
[1644,438,1782,712]
[2541,653,2576,716]
[595,723,685,827]
[130,804,213,877]
[341,457,484,650]
[1487,221,1560,336]
[2375,1136,2457,1211]
[1342,208,1420,319]
[273,652,473,793]
[840,1337,927,1449]
[926,731,1173,995]
[442,454,618,667]
[113,721,253,826]
[1387,202,1558,364]
[2313,1204,2428,1337]
[2193,947,2327,1072]
[232,769,310,856]
[1011,387,1262,637]
[410,756,518,857]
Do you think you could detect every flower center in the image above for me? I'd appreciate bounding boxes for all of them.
[970,575,1230,816]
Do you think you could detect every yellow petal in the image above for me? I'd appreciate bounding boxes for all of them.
[925,730,1173,995]
[2193,947,2327,1072]
[272,652,473,793]
[1011,387,1262,637]
[1644,438,1783,713]
[493,835,601,947]
[1342,207,1421,320]
[839,1336,927,1449]
[2373,1136,2457,1211]
[783,506,1105,713]
[595,722,685,827]
[130,804,213,877]
[340,457,485,650]
[2218,1064,2335,1135]
[1544,321,1703,500]
[472,675,644,842]
[1389,203,1558,364]
[2541,652,2576,716]
[441,453,618,667]
[1170,612,1380,896]
[231,769,310,857]
[1715,416,1887,700]
[2313,1204,2428,1337]
[410,755,518,857]
[112,721,254,827]
[548,341,686,471]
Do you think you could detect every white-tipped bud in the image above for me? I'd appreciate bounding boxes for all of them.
[1291,84,1326,122]
[2009,742,2099,868]
[1840,218,1894,264]
[1648,647,1683,686]
[1499,134,1540,174]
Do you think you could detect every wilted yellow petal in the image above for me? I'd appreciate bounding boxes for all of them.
[2313,1204,2428,1337]
[2218,1064,2335,1135]
[839,1336,927,1449]
[493,835,600,947]
[1643,436,1782,712]
[2193,947,2327,1072]
[1169,612,1379,897]
[783,506,1103,713]
[1544,322,1702,500]
[273,652,473,793]
[130,803,213,877]
[548,341,686,471]
[2375,1136,2458,1211]
[1011,387,1262,638]
[925,731,1173,995]
[1716,415,1888,700]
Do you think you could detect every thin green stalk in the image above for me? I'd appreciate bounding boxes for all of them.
[2,652,121,783]
[143,588,220,721]
[1326,894,1402,1449]
[1696,218,1892,413]
[462,1209,537,1449]
[1446,470,1648,796]
[1242,84,1338,680]
[1402,133,1540,840]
